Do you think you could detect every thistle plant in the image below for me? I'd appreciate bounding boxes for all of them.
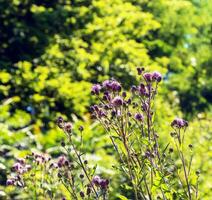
[56,117,110,200]
[90,68,199,199]
[6,68,199,199]
[7,153,60,199]
[7,119,109,200]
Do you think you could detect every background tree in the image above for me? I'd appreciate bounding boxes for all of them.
[0,0,211,199]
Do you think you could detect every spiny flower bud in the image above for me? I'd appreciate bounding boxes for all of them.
[134,113,144,122]
[79,126,84,132]
[84,160,88,165]
[137,67,143,75]
[80,191,85,198]
[79,174,84,179]
[64,122,73,133]
[196,170,200,176]
[122,91,127,98]
[56,116,64,129]
[131,85,137,93]
[61,141,65,147]
[86,187,91,195]
[169,148,174,153]
[57,156,69,168]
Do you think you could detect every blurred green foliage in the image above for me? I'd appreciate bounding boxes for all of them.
[0,0,211,199]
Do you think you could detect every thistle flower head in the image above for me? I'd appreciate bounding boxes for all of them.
[12,163,22,172]
[57,116,64,129]
[137,67,143,75]
[57,156,69,168]
[102,80,111,89]
[171,118,188,128]
[6,179,15,186]
[64,122,73,133]
[152,71,162,82]
[92,175,101,186]
[135,113,144,122]
[112,96,123,107]
[138,84,147,96]
[102,80,121,91]
[143,72,153,82]
[91,84,101,95]
[99,179,109,189]
[110,80,121,91]
[131,85,137,93]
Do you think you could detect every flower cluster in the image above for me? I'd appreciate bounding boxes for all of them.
[90,68,197,200]
[92,175,109,190]
[55,116,110,199]
[7,153,51,187]
[143,71,162,82]
[6,68,197,200]
[90,69,162,140]
[56,116,73,134]
[7,157,31,186]
[171,118,188,128]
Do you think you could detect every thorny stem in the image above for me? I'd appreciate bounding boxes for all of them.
[146,83,154,195]
[61,179,78,200]
[181,151,192,200]
[175,130,192,200]
[120,106,139,200]
[123,136,139,200]
[69,138,99,199]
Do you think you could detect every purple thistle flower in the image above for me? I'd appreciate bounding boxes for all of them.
[91,84,101,95]
[103,91,111,101]
[142,102,148,112]
[64,122,73,133]
[152,71,162,82]
[138,84,147,96]
[12,163,22,172]
[102,80,121,91]
[112,96,123,107]
[102,80,112,89]
[80,191,85,198]
[97,109,107,118]
[6,179,14,186]
[57,116,64,129]
[143,72,153,82]
[17,158,25,165]
[57,156,69,168]
[111,80,121,91]
[93,105,99,112]
[137,67,143,75]
[171,118,188,128]
[92,175,101,186]
[99,179,109,189]
[131,85,137,93]
[135,113,144,122]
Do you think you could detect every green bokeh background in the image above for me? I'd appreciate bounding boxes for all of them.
[0,0,211,199]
